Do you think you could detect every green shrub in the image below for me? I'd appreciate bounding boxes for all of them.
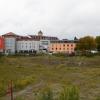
[37,87,53,100]
[96,96,100,100]
[37,86,79,100]
[0,83,6,96]
[59,86,79,100]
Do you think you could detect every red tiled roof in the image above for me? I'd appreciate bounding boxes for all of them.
[2,32,17,36]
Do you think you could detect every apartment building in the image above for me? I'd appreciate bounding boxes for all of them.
[16,36,40,53]
[49,40,76,54]
[2,31,58,54]
[1,31,78,54]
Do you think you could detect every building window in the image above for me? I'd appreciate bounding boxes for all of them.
[67,44,69,47]
[71,44,73,47]
[63,44,65,47]
[42,41,48,45]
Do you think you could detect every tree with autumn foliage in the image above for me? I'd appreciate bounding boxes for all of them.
[76,36,96,51]
[95,36,100,51]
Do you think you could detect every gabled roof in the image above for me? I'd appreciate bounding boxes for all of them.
[2,32,17,36]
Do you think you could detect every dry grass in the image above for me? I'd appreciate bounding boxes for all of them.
[0,55,100,100]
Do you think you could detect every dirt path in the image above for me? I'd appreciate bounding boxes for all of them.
[1,80,45,100]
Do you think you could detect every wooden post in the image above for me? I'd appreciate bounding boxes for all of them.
[10,80,13,100]
[7,80,13,100]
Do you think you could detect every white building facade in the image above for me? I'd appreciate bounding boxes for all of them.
[17,40,40,53]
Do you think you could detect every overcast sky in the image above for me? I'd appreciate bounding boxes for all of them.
[0,0,100,39]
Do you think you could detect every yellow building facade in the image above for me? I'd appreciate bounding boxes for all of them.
[49,40,76,54]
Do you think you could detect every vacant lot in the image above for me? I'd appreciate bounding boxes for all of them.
[0,55,100,100]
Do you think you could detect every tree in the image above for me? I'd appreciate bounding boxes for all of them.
[76,36,96,51]
[95,36,100,51]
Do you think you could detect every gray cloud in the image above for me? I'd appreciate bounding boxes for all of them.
[0,0,100,39]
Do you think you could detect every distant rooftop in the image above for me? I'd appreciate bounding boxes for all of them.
[2,32,17,36]
[2,31,59,41]
[51,39,78,43]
